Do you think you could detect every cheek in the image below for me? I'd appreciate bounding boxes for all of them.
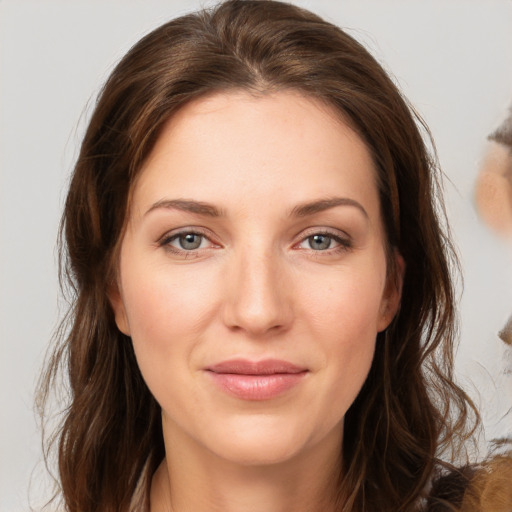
[118,260,221,394]
[123,259,218,340]
[297,266,385,409]
[316,282,380,381]
[300,265,386,340]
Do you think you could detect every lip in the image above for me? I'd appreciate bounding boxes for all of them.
[205,359,308,401]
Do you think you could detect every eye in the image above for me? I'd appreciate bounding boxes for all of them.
[296,231,351,252]
[172,232,206,250]
[305,234,335,251]
[159,230,216,253]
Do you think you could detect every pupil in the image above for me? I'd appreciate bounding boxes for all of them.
[310,234,331,250]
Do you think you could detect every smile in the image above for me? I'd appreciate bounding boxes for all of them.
[205,359,308,401]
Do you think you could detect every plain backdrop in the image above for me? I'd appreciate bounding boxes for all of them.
[1,1,512,510]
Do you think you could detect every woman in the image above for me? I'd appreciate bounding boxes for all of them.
[38,1,511,511]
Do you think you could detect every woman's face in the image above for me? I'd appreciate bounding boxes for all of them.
[111,91,402,466]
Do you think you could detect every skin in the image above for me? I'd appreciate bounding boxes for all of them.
[110,91,403,512]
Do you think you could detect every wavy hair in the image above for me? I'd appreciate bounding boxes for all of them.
[38,1,482,511]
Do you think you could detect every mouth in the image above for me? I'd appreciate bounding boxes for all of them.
[205,359,308,401]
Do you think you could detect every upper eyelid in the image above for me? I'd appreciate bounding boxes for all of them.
[159,226,215,241]
[294,226,351,241]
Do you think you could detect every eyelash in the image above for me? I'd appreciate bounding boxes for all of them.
[157,228,352,257]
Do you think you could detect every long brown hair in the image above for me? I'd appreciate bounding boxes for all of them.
[38,1,482,510]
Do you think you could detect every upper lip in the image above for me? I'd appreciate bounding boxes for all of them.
[206,359,307,375]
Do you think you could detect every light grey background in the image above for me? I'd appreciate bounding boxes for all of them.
[1,1,511,510]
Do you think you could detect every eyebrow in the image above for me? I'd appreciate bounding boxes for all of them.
[144,196,368,219]
[290,197,369,219]
[145,199,223,217]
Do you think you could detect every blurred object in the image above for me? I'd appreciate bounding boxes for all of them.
[490,106,512,147]
[475,107,512,237]
[499,313,512,346]
[460,442,512,512]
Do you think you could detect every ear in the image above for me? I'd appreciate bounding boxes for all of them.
[377,251,405,332]
[108,283,131,336]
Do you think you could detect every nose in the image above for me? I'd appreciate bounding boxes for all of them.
[222,246,293,337]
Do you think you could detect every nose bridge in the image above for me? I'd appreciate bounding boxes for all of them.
[223,239,292,335]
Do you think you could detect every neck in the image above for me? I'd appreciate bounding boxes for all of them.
[150,424,342,512]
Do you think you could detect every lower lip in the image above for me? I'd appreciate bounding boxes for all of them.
[207,372,307,400]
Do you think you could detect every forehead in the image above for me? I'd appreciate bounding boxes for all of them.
[132,90,380,221]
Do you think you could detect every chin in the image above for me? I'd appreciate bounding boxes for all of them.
[213,435,305,467]
[202,414,328,467]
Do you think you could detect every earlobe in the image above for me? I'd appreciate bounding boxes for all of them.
[108,284,131,336]
[377,251,405,332]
